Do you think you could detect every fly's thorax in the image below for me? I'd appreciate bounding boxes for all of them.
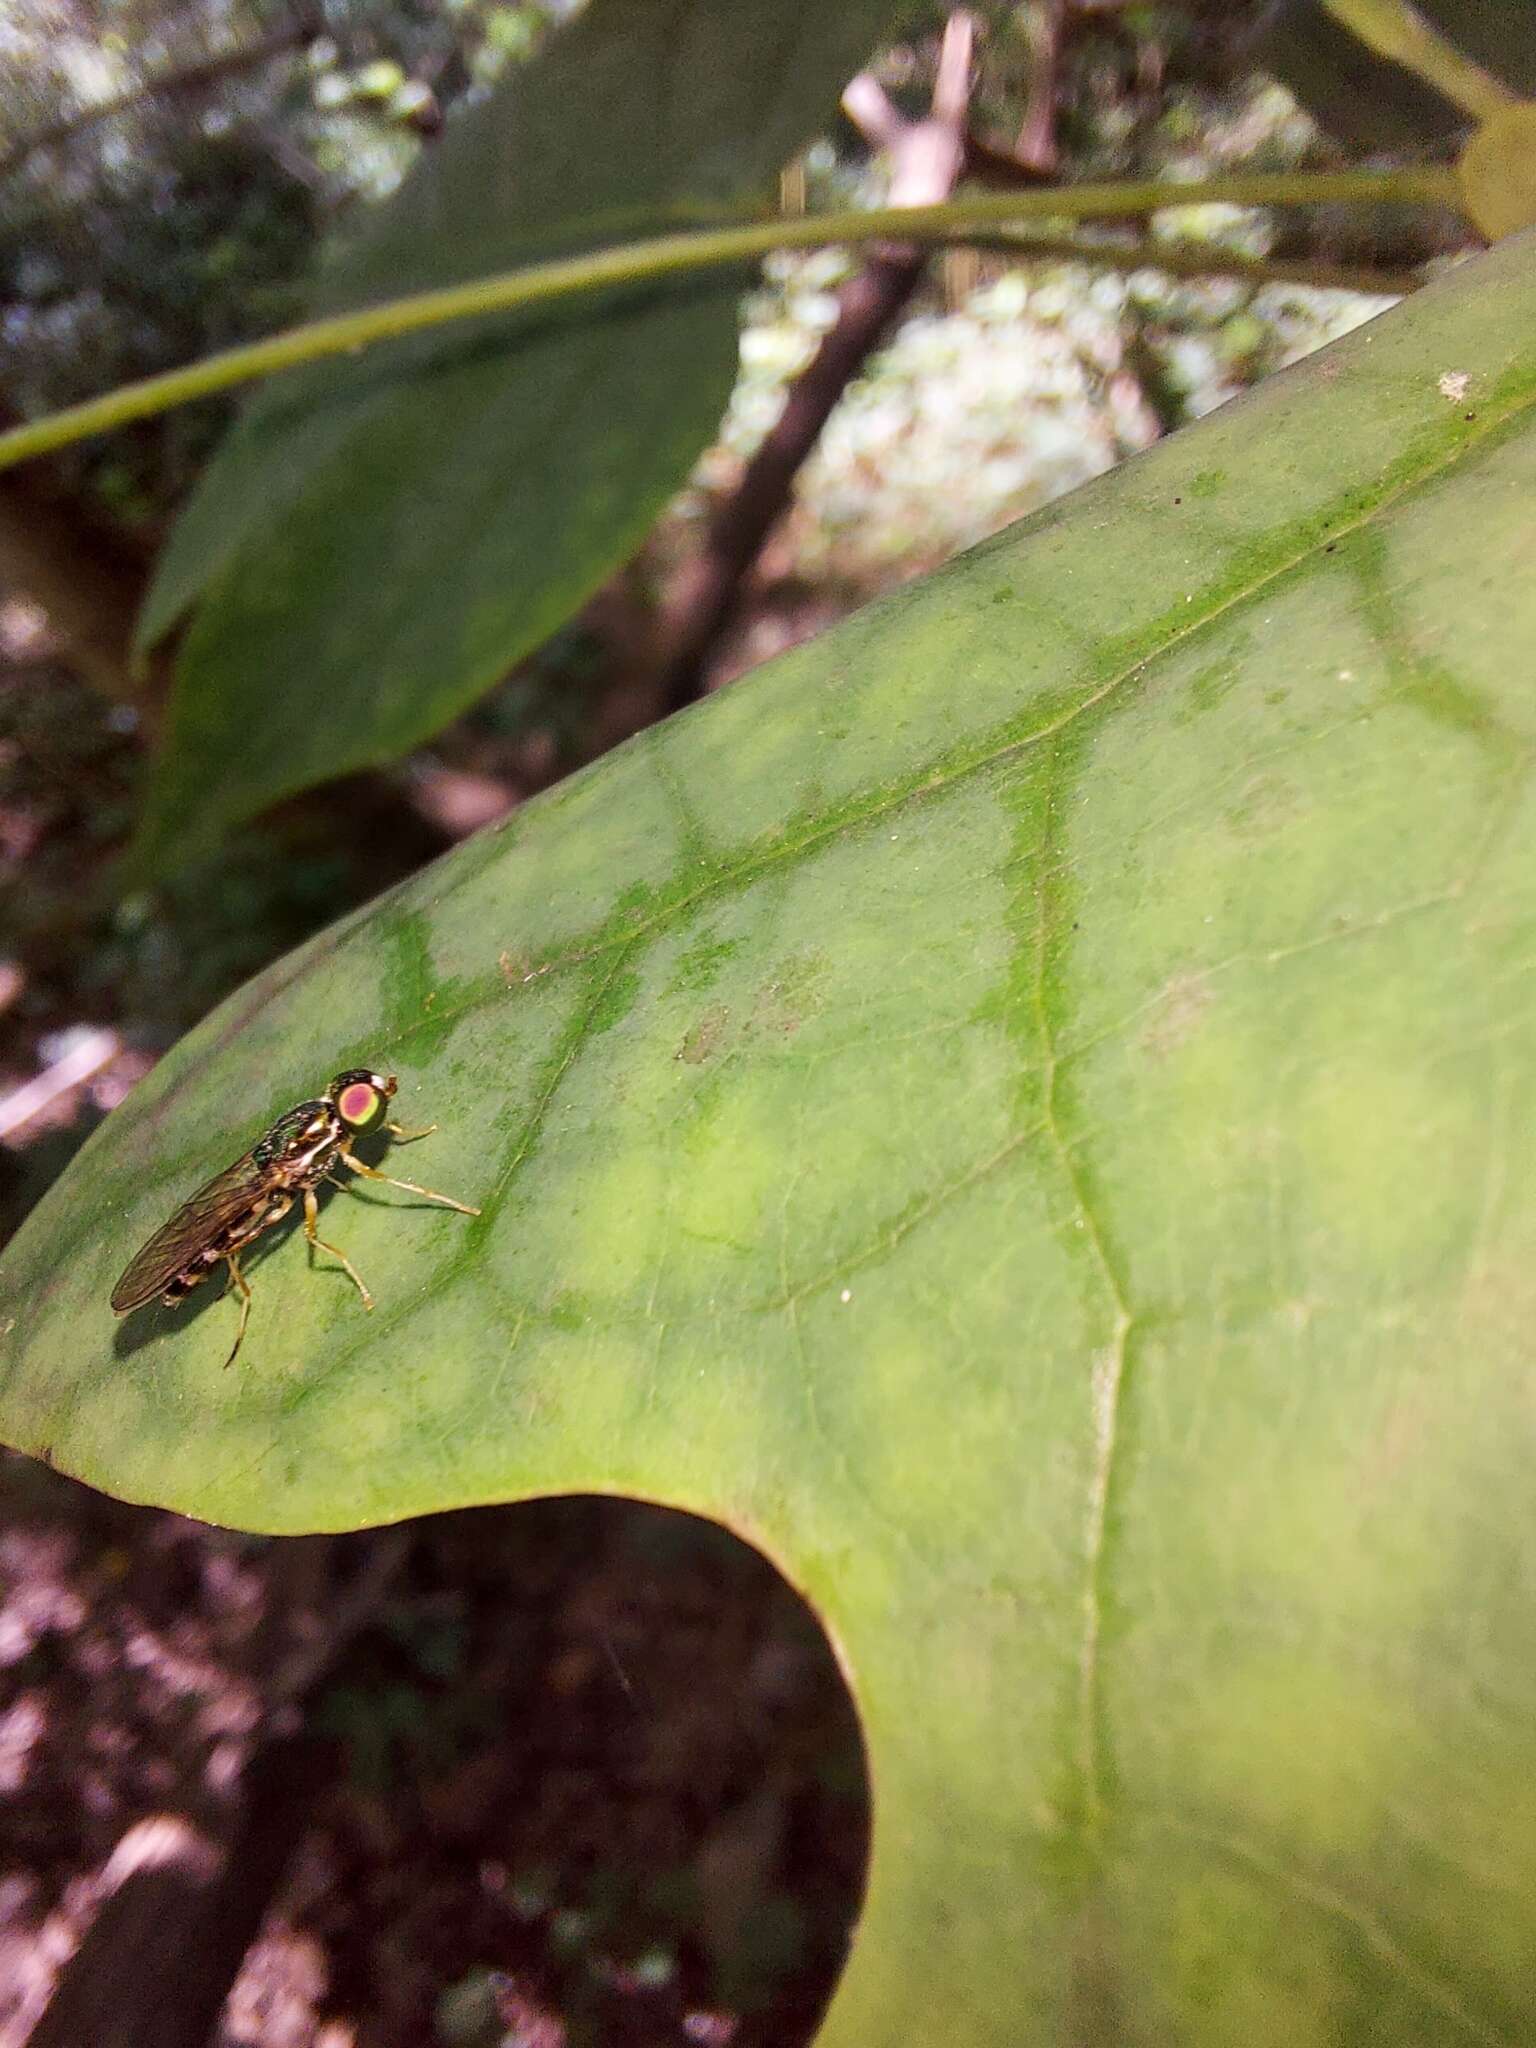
[254,1099,345,1180]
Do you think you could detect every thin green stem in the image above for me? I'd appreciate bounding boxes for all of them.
[0,167,1461,474]
[1323,0,1518,122]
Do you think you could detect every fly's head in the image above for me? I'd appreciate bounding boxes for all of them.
[328,1068,397,1136]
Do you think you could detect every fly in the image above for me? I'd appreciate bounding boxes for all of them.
[110,1068,479,1367]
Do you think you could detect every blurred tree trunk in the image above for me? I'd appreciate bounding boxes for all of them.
[24,1736,333,2048]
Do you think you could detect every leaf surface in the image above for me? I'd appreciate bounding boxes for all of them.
[7,236,1536,2045]
[131,0,898,870]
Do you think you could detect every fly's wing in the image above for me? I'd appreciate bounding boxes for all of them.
[110,1151,268,1311]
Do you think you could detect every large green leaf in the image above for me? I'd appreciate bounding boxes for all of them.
[130,0,898,872]
[7,236,1536,2044]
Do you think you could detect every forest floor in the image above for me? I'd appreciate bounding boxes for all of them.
[0,1459,869,2047]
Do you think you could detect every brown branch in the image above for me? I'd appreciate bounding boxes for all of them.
[657,13,978,713]
[960,128,1059,187]
[1,11,324,178]
[655,251,930,713]
[1016,0,1065,173]
[841,72,906,154]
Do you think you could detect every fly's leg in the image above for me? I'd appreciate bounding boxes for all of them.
[337,1148,480,1215]
[303,1186,375,1309]
[222,1252,252,1370]
[385,1120,436,1143]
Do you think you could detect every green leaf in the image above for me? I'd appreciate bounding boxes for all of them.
[8,236,1536,2044]
[131,0,899,873]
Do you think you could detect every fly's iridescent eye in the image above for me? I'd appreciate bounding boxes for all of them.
[336,1081,384,1130]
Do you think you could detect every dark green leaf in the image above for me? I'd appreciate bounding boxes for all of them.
[132,0,900,870]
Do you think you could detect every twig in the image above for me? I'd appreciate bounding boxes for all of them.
[265,1527,413,1707]
[1016,0,1065,173]
[655,14,978,711]
[0,167,1461,477]
[842,73,905,155]
[0,1028,121,1142]
[655,255,926,711]
[1322,0,1517,122]
[962,126,1058,187]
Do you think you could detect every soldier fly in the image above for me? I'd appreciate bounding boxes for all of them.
[111,1068,479,1367]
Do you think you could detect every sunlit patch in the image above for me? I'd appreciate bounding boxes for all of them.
[338,1082,382,1128]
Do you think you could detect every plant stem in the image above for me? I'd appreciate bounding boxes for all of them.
[1322,0,1518,122]
[0,167,1461,475]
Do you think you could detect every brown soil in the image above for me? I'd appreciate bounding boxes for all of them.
[0,1458,869,2048]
